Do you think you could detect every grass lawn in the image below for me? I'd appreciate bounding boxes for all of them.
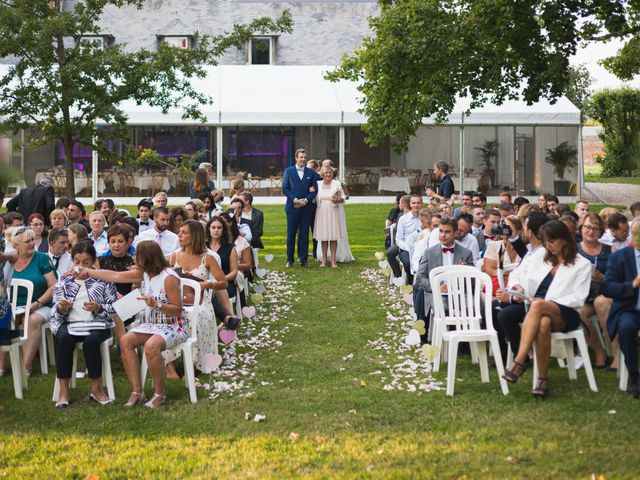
[1,204,638,478]
[584,163,640,185]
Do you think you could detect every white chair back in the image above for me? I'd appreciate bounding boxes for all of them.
[429,266,493,333]
[180,278,201,343]
[10,279,33,341]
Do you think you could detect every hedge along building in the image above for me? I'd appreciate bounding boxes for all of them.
[0,0,582,201]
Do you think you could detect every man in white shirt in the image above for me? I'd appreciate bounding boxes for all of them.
[47,228,73,278]
[134,206,179,257]
[473,208,501,257]
[137,199,154,233]
[426,212,480,263]
[88,211,109,256]
[470,205,484,235]
[386,194,423,283]
[410,208,433,276]
[601,213,631,251]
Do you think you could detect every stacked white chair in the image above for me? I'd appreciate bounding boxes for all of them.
[141,278,201,403]
[429,266,509,396]
[0,279,33,399]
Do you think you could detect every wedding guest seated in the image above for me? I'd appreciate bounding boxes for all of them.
[427,212,480,263]
[67,223,89,251]
[472,192,487,209]
[94,199,111,219]
[79,240,187,408]
[55,197,71,216]
[411,208,433,321]
[47,228,72,278]
[226,212,253,284]
[50,208,68,230]
[67,200,90,231]
[153,191,168,209]
[134,207,179,257]
[386,194,423,284]
[482,216,522,292]
[630,201,640,227]
[211,189,225,212]
[601,212,631,251]
[206,216,240,301]
[136,199,154,233]
[498,202,515,219]
[168,207,186,234]
[28,213,49,253]
[601,221,640,397]
[545,195,560,215]
[184,201,199,222]
[51,241,117,408]
[559,214,579,241]
[537,192,550,211]
[577,213,614,369]
[474,208,501,256]
[0,226,56,377]
[499,192,512,204]
[574,200,590,222]
[98,224,136,339]
[4,212,24,227]
[239,192,264,249]
[415,218,473,333]
[513,196,530,214]
[470,205,484,235]
[453,191,475,217]
[88,211,109,256]
[229,197,253,244]
[385,194,409,249]
[198,192,217,221]
[503,220,591,397]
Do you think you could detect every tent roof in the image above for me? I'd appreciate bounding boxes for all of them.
[0,64,581,126]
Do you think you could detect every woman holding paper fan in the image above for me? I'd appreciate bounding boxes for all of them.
[313,166,344,268]
[78,240,187,408]
[51,241,117,408]
[168,220,227,374]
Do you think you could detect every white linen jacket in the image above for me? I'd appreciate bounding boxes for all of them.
[508,247,592,311]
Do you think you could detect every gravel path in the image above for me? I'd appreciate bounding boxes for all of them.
[582,182,640,208]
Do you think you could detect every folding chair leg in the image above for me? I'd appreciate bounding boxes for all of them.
[9,347,23,399]
[576,333,598,392]
[446,339,459,396]
[470,342,479,365]
[506,345,514,371]
[19,346,28,390]
[565,339,577,380]
[489,336,509,395]
[101,341,115,401]
[39,328,49,375]
[433,323,442,372]
[476,341,490,383]
[47,329,56,366]
[182,347,197,404]
[619,350,628,391]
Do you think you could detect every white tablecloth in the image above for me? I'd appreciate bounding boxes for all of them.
[133,175,171,193]
[378,176,411,193]
[462,177,479,192]
[35,172,106,194]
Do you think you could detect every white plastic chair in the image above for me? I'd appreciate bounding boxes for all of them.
[51,336,115,401]
[532,328,598,392]
[429,266,509,396]
[141,278,201,403]
[39,321,56,374]
[0,279,33,399]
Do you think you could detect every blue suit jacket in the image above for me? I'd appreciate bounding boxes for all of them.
[600,246,639,339]
[282,166,318,214]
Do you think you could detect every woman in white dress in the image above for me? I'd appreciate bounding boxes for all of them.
[168,220,228,373]
[313,166,344,268]
[80,241,186,408]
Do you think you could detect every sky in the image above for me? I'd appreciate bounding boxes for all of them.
[572,39,640,90]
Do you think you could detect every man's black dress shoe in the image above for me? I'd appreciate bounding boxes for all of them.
[285,261,293,267]
[300,260,308,267]
[628,373,640,399]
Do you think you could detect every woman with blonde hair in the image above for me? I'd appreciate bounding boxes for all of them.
[50,209,68,230]
[313,166,344,268]
[229,178,245,199]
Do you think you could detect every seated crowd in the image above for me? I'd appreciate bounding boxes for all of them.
[0,164,265,408]
[386,163,640,398]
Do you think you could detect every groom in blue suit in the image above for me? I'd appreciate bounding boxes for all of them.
[282,148,317,267]
[601,220,640,397]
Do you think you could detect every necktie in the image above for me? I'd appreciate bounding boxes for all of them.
[140,221,149,226]
[442,247,455,254]
[52,256,60,270]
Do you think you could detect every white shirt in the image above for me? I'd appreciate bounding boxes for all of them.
[600,229,631,251]
[68,280,94,324]
[428,229,480,263]
[241,210,253,221]
[441,244,455,266]
[89,231,109,256]
[238,222,253,243]
[410,230,431,275]
[137,218,155,233]
[134,228,180,257]
[395,211,421,252]
[48,251,73,278]
[296,167,305,180]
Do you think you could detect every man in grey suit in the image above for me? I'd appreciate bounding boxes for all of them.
[414,218,474,331]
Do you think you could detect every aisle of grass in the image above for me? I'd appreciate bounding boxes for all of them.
[1,204,638,478]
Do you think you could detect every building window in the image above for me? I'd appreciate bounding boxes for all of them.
[158,35,193,50]
[77,35,114,50]
[328,127,351,153]
[249,36,275,65]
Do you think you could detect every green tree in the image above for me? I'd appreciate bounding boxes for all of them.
[328,0,637,151]
[564,64,594,113]
[589,88,640,177]
[0,0,292,198]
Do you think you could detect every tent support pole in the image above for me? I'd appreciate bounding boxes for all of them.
[91,137,98,204]
[459,122,465,195]
[216,127,223,190]
[339,126,345,181]
[577,121,584,199]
